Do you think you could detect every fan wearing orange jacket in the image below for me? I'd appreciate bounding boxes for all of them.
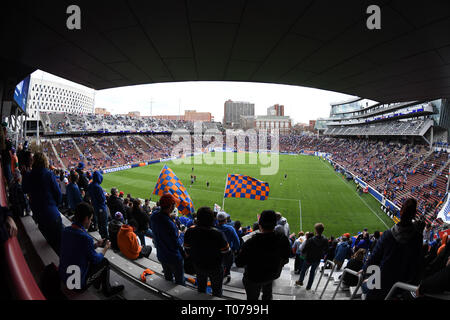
[117,219,152,260]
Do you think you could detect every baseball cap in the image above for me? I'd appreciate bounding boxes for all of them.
[114,212,124,221]
[78,162,85,169]
[119,191,124,196]
[217,212,229,222]
[343,233,351,239]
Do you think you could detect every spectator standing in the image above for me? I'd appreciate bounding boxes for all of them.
[75,162,89,200]
[274,212,290,238]
[143,199,151,214]
[87,171,108,238]
[58,171,68,210]
[8,170,27,217]
[216,212,240,284]
[183,207,230,297]
[1,124,12,185]
[22,152,63,254]
[66,171,83,215]
[334,234,352,270]
[130,198,153,244]
[107,188,126,220]
[150,194,185,285]
[235,210,291,300]
[361,198,423,300]
[296,223,328,290]
[292,231,305,274]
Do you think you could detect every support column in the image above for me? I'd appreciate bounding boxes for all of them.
[430,126,434,149]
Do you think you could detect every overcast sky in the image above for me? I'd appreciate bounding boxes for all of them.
[32,70,361,124]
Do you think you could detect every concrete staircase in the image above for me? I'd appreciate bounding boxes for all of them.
[71,138,83,158]
[48,140,66,170]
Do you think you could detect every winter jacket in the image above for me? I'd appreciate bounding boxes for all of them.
[66,182,83,211]
[356,238,372,251]
[129,207,150,233]
[363,222,423,300]
[87,172,107,213]
[334,241,352,262]
[342,259,364,287]
[274,217,290,238]
[117,225,141,260]
[76,169,89,192]
[107,194,126,219]
[302,235,328,263]
[108,219,123,250]
[150,207,184,264]
[22,167,62,226]
[217,223,241,252]
[235,231,291,283]
[59,223,104,289]
[183,225,229,270]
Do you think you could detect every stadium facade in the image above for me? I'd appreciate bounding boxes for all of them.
[323,97,450,146]
[26,77,95,120]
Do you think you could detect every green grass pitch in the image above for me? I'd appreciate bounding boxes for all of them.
[101,153,394,238]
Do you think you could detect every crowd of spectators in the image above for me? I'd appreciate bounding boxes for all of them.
[1,124,449,300]
[42,112,222,134]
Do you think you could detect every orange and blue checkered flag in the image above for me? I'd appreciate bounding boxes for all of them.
[152,165,195,217]
[224,174,269,201]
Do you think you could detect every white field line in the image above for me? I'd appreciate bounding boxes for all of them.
[320,160,390,229]
[299,200,303,231]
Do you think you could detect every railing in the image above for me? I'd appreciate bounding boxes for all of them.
[384,282,418,300]
[312,260,336,299]
[1,162,46,300]
[331,269,363,300]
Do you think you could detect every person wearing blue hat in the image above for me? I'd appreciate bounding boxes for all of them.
[87,171,108,238]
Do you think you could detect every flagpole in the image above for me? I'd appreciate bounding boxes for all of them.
[222,174,228,210]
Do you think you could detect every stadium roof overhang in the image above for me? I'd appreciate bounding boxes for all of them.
[2,0,450,103]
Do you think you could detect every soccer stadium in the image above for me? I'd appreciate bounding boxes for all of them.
[0,0,450,309]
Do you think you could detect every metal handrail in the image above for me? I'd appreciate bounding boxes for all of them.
[319,261,336,299]
[313,260,331,292]
[331,268,363,300]
[385,282,418,300]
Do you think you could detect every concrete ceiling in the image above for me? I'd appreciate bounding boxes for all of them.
[1,0,450,103]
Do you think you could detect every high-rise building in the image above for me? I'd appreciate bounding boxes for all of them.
[223,100,255,128]
[267,104,284,116]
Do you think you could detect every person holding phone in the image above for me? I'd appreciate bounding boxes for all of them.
[59,202,124,297]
